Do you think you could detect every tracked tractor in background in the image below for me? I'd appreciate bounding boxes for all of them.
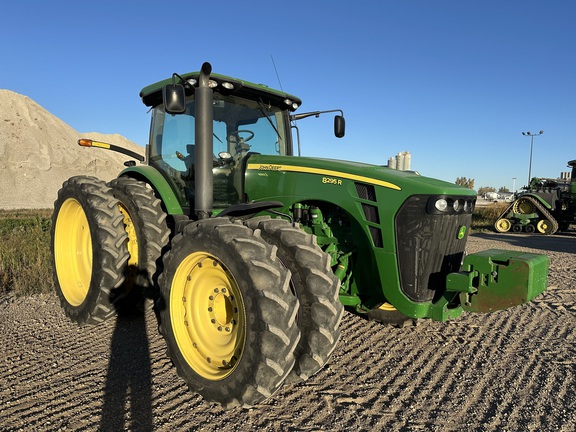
[51,62,549,409]
[495,160,576,235]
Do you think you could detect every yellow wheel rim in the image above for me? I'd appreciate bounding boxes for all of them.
[170,252,245,380]
[118,204,138,269]
[513,199,535,214]
[378,302,398,312]
[537,219,551,234]
[54,198,92,306]
[495,218,511,233]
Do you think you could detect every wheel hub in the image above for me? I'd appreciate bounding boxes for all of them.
[171,252,245,380]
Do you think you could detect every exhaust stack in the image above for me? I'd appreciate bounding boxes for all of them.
[194,62,213,220]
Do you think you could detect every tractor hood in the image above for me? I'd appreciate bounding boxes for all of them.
[245,154,477,198]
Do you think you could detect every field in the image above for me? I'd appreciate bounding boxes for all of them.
[0,209,575,431]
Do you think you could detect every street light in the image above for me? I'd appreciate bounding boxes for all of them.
[512,177,516,194]
[522,130,544,187]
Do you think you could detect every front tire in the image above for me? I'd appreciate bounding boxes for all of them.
[245,217,344,382]
[51,176,129,325]
[158,218,300,409]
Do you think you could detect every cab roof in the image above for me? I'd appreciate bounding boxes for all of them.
[140,71,302,111]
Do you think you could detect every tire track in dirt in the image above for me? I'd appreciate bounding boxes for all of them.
[1,233,576,431]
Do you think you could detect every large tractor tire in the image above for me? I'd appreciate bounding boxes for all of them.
[245,217,344,382]
[51,176,129,325]
[108,176,170,312]
[157,218,300,409]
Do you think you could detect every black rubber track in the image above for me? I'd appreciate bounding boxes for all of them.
[157,218,301,409]
[107,176,170,310]
[51,176,129,326]
[245,216,344,382]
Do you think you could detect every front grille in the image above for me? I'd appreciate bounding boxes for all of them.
[395,195,471,302]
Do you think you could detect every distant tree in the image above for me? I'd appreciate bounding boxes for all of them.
[498,186,510,193]
[477,186,496,196]
[455,177,475,189]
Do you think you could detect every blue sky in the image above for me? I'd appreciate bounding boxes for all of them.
[2,1,574,191]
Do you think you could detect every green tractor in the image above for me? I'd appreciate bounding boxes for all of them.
[51,62,549,409]
[495,160,576,235]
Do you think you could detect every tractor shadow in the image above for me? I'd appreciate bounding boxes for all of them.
[100,310,153,432]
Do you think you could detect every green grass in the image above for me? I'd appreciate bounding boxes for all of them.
[0,209,54,296]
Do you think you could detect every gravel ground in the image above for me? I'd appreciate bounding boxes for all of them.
[1,232,575,432]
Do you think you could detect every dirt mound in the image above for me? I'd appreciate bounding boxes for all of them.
[0,89,144,209]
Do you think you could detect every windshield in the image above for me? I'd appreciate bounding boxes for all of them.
[150,93,288,171]
[149,92,289,210]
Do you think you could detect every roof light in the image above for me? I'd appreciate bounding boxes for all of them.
[221,82,234,90]
[186,78,197,86]
[208,80,218,88]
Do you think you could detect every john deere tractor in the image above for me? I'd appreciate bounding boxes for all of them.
[51,62,549,409]
[495,160,576,235]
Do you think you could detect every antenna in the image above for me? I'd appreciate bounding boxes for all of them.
[270,55,284,91]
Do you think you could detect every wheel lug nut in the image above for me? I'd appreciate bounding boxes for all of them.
[225,327,230,332]
[208,307,213,312]
[222,288,227,293]
[218,326,223,332]
[211,319,216,324]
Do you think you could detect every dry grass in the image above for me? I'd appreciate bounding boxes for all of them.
[0,209,54,296]
[471,202,508,231]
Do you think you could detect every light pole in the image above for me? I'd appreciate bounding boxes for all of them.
[512,177,516,194]
[522,130,543,187]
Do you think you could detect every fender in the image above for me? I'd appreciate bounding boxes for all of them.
[118,165,184,215]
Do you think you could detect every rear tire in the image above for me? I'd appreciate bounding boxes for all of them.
[51,176,129,325]
[108,177,170,313]
[158,218,300,409]
[245,217,344,382]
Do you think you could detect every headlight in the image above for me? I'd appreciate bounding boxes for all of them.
[427,195,476,215]
[435,198,448,212]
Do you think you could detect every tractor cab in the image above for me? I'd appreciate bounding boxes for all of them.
[148,91,292,212]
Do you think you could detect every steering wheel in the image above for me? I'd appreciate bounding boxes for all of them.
[228,129,255,143]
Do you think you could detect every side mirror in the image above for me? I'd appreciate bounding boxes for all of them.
[163,84,186,114]
[334,115,345,138]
